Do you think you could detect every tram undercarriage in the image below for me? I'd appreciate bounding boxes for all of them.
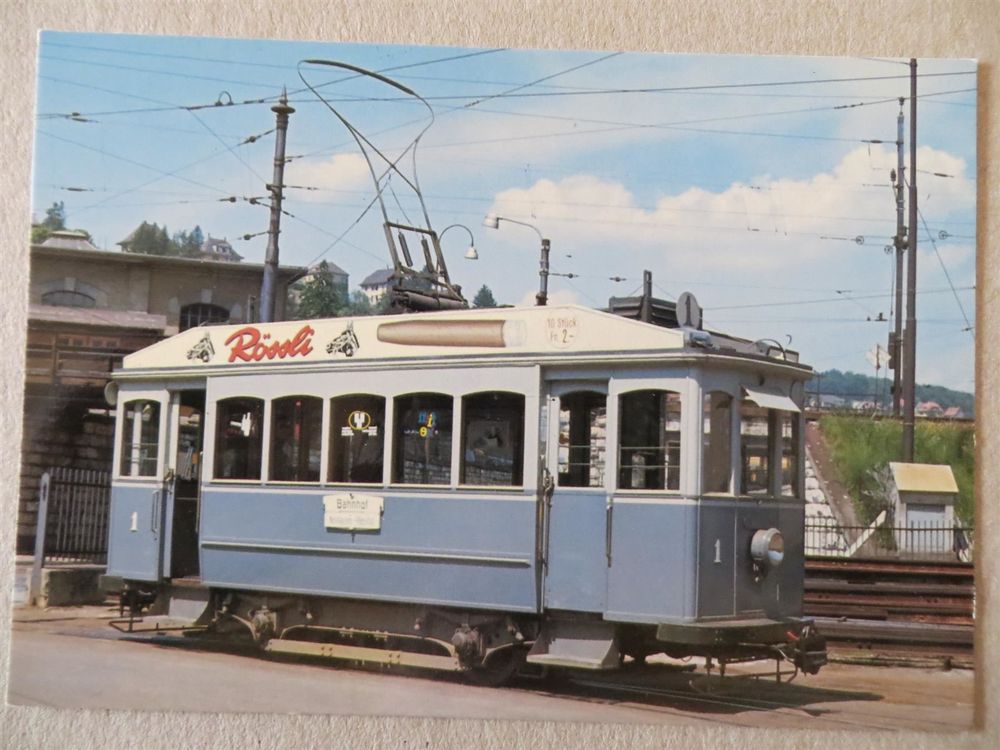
[114,582,826,686]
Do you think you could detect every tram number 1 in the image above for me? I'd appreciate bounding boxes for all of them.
[713,538,722,564]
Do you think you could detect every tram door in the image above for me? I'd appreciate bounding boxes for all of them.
[166,390,205,579]
[543,386,609,612]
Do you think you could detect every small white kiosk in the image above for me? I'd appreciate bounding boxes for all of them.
[889,462,960,555]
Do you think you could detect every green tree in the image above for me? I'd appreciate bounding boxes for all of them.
[472,285,497,308]
[43,201,66,230]
[172,229,202,258]
[127,221,176,255]
[31,201,68,243]
[294,261,349,319]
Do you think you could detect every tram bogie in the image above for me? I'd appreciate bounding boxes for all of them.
[106,303,826,683]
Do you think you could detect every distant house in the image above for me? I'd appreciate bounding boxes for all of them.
[199,235,243,263]
[288,261,350,310]
[943,406,965,419]
[817,394,846,409]
[916,401,944,418]
[360,268,395,305]
[297,261,349,291]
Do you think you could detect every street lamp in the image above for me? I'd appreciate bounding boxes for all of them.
[482,213,550,306]
[439,223,479,260]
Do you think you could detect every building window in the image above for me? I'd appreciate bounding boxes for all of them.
[393,393,453,485]
[618,390,682,491]
[781,412,801,497]
[557,391,606,488]
[270,396,322,483]
[703,391,732,494]
[41,289,96,308]
[461,392,524,486]
[119,400,160,477]
[740,401,771,495]
[214,398,264,480]
[180,303,230,331]
[330,394,385,484]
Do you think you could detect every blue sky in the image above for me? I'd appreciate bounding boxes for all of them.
[31,33,977,392]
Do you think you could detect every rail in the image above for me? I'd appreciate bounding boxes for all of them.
[804,557,974,665]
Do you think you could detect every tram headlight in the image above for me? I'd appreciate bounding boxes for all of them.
[750,528,784,569]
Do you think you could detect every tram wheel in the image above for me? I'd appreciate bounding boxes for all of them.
[463,647,525,687]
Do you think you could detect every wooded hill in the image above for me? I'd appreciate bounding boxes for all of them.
[809,369,974,416]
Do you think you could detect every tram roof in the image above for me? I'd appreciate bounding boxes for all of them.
[118,304,808,376]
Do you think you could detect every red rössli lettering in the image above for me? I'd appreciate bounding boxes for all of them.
[224,325,315,363]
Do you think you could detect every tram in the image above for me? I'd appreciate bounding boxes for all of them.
[105,302,826,683]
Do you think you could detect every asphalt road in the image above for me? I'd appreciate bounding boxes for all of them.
[6,607,975,731]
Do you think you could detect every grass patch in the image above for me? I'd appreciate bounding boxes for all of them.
[819,415,975,524]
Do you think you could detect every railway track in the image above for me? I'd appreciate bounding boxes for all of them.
[804,557,974,665]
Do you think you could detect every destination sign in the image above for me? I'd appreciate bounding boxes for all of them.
[322,493,383,531]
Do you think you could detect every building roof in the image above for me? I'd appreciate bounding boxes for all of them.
[360,268,395,287]
[308,261,349,277]
[28,303,167,331]
[32,243,306,281]
[889,462,959,494]
[39,230,100,252]
[201,236,243,262]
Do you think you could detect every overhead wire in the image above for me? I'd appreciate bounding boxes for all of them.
[914,199,975,334]
[707,285,973,311]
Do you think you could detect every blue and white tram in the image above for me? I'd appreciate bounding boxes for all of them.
[106,304,826,682]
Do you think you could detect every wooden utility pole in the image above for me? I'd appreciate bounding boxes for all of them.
[891,98,905,418]
[902,59,918,461]
[259,90,295,323]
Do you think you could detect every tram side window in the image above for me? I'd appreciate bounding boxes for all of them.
[702,392,732,493]
[461,392,525,486]
[740,401,771,495]
[330,395,385,484]
[119,400,160,477]
[619,390,681,490]
[558,391,606,488]
[780,412,801,497]
[393,393,453,485]
[270,396,322,483]
[214,398,264,480]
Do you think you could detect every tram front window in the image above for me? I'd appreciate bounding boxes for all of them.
[557,391,606,488]
[780,412,801,497]
[740,402,771,495]
[702,391,732,494]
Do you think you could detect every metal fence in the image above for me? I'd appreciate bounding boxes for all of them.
[34,467,111,565]
[804,516,974,562]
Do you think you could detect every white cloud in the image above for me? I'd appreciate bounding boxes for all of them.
[284,153,370,201]
[486,143,974,279]
[479,144,975,390]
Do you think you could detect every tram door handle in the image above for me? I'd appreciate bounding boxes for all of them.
[605,499,614,567]
[150,490,161,534]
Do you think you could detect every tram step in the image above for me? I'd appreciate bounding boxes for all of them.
[526,619,620,670]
